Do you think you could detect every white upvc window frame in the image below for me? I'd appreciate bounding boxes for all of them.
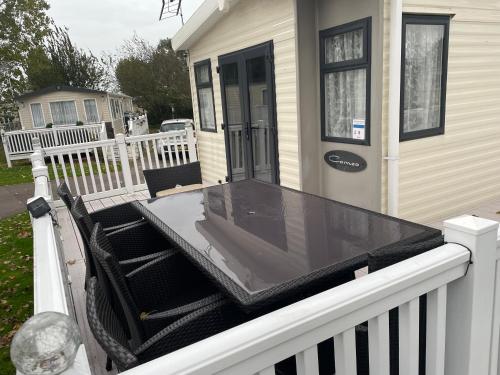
[83,98,100,123]
[109,97,123,120]
[30,103,46,128]
[49,100,79,126]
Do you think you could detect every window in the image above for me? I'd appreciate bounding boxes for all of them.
[84,99,99,123]
[49,101,78,125]
[110,98,122,120]
[194,60,216,132]
[320,18,371,145]
[30,103,45,128]
[400,14,450,141]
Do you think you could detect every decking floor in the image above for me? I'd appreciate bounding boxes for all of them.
[56,190,150,375]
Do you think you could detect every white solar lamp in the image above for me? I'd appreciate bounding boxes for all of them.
[10,312,82,375]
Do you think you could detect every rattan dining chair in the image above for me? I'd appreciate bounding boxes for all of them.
[71,196,174,287]
[143,161,202,198]
[86,277,245,372]
[90,223,224,347]
[57,182,144,232]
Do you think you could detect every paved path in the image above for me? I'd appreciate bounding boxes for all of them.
[0,182,34,219]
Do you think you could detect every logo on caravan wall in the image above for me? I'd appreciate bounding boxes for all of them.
[324,150,367,172]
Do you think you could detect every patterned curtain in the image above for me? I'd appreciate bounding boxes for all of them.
[324,30,366,138]
[84,99,99,123]
[198,88,215,129]
[30,103,45,128]
[50,101,78,125]
[403,24,445,132]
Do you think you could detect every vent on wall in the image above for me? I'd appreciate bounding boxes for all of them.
[159,0,184,23]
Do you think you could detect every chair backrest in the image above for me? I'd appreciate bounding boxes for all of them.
[90,223,145,348]
[143,161,202,198]
[57,182,75,211]
[71,196,94,247]
[368,234,444,375]
[70,196,98,283]
[86,277,138,371]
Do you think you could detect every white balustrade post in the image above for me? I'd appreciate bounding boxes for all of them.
[444,215,499,375]
[115,133,134,194]
[186,127,197,162]
[99,121,107,141]
[29,138,52,201]
[1,129,12,168]
[127,119,133,136]
[52,127,59,146]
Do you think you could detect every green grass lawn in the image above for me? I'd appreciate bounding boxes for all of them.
[0,212,33,375]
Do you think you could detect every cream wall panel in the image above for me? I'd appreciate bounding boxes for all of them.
[381,0,500,224]
[16,91,111,129]
[187,0,300,189]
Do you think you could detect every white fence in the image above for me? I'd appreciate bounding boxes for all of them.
[26,150,92,375]
[1,123,105,167]
[38,128,196,204]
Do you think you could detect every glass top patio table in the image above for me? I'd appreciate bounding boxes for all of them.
[133,179,440,310]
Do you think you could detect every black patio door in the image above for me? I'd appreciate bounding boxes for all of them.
[219,41,279,183]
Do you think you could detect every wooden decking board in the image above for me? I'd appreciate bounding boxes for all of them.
[88,199,104,212]
[110,195,127,205]
[56,190,149,375]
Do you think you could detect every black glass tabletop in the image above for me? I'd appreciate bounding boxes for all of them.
[135,180,440,308]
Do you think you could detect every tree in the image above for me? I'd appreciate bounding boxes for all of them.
[27,27,109,91]
[115,37,192,125]
[0,0,52,118]
[25,46,64,89]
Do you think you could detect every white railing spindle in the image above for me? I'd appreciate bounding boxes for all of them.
[76,152,89,195]
[399,298,420,375]
[368,312,390,375]
[296,346,319,375]
[334,328,357,375]
[426,286,447,375]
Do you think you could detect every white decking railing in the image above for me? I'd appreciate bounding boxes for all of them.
[1,123,105,167]
[38,128,197,204]
[25,138,500,374]
[26,150,92,375]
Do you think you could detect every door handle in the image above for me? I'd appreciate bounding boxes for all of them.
[245,122,250,140]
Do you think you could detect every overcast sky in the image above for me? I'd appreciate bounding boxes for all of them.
[47,0,205,56]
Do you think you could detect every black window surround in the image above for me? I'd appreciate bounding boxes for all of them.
[400,14,450,142]
[194,59,217,133]
[319,17,372,146]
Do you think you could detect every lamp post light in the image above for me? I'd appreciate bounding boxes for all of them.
[10,312,82,375]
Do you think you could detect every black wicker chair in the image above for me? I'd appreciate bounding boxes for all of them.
[143,161,202,198]
[71,196,174,286]
[86,277,246,372]
[90,223,223,347]
[57,182,144,232]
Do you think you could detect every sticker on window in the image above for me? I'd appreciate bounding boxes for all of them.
[352,119,366,140]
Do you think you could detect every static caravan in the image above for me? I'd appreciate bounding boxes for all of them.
[15,85,134,135]
[172,0,500,225]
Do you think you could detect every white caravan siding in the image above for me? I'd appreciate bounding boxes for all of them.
[187,0,300,188]
[17,91,110,129]
[381,0,500,224]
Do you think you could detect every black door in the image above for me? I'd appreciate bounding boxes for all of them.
[219,41,279,183]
